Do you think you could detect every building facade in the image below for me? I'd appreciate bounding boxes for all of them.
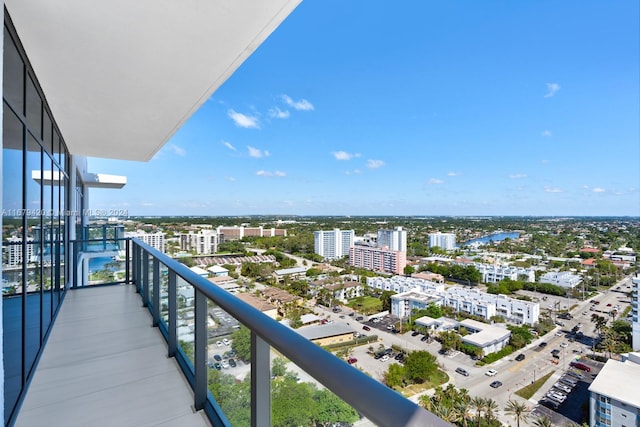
[124,231,166,253]
[632,272,639,351]
[180,229,219,255]
[428,233,456,250]
[588,352,640,427]
[539,271,582,289]
[377,226,407,253]
[349,245,407,275]
[314,229,354,260]
[217,225,286,241]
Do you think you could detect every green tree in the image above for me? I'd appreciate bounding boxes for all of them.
[380,290,396,312]
[484,398,498,424]
[313,388,359,426]
[404,264,415,276]
[532,416,553,427]
[403,350,438,384]
[384,363,406,388]
[272,376,316,427]
[469,396,485,427]
[231,325,251,362]
[272,357,288,377]
[504,399,530,427]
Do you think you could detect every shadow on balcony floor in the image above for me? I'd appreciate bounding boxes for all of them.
[15,284,211,427]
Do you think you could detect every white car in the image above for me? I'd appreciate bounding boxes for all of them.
[221,360,229,369]
[555,331,563,337]
[560,342,568,348]
[216,340,223,348]
[380,355,390,362]
[554,382,572,393]
[485,369,497,377]
[222,338,230,346]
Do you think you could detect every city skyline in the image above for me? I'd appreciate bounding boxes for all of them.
[88,1,639,217]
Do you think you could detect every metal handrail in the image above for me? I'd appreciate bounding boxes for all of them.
[132,238,449,427]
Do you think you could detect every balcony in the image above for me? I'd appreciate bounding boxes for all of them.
[15,238,447,426]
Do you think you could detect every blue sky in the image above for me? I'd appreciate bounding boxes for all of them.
[90,1,640,217]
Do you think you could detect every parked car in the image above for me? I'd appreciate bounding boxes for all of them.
[485,369,497,377]
[222,338,230,346]
[213,354,222,361]
[411,331,420,337]
[362,325,371,331]
[214,362,222,370]
[551,349,560,356]
[560,342,568,348]
[515,353,525,361]
[538,342,548,348]
[228,358,236,368]
[570,361,591,372]
[553,382,572,393]
[216,340,223,348]
[420,335,429,342]
[347,357,358,364]
[489,381,502,388]
[380,355,390,362]
[221,360,229,369]
[566,370,583,379]
[455,367,470,376]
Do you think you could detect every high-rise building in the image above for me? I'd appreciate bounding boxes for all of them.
[124,231,166,253]
[314,229,354,260]
[632,272,639,351]
[217,225,286,241]
[180,230,219,255]
[428,232,457,250]
[588,352,640,427]
[377,226,407,252]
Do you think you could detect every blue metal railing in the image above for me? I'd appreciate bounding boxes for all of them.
[125,238,448,427]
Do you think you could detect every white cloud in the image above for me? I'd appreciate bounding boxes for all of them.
[247,146,270,158]
[509,173,528,179]
[268,107,290,119]
[592,187,606,193]
[428,178,444,185]
[447,172,461,177]
[541,130,552,137]
[223,141,236,151]
[282,94,314,111]
[544,83,561,98]
[228,109,260,128]
[544,186,564,193]
[344,169,362,175]
[366,159,385,169]
[168,144,186,156]
[333,151,361,161]
[256,170,286,177]
[225,176,237,182]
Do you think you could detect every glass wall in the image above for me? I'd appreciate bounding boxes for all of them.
[2,15,70,425]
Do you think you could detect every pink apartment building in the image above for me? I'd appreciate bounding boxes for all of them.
[348,245,407,275]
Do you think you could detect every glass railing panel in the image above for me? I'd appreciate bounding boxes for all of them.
[270,355,368,427]
[206,309,250,426]
[159,262,169,326]
[176,275,195,366]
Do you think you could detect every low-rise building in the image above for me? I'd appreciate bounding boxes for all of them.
[539,271,582,289]
[273,266,307,283]
[295,323,357,346]
[588,352,640,427]
[326,281,364,303]
[235,293,278,319]
[458,319,511,356]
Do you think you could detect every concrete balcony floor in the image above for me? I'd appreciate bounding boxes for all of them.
[15,284,211,427]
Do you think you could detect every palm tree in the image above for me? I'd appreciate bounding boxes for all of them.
[484,398,499,424]
[469,396,485,427]
[504,399,530,427]
[433,403,461,425]
[455,397,471,427]
[532,415,553,427]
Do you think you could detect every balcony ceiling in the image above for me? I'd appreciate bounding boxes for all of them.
[5,0,301,161]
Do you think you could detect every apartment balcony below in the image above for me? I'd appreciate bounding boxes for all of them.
[15,284,210,427]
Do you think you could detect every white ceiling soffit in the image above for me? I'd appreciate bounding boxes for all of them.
[6,0,301,161]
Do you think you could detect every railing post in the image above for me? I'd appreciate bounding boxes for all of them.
[194,288,208,411]
[251,332,271,427]
[125,239,130,284]
[152,257,160,327]
[167,270,177,357]
[142,250,149,307]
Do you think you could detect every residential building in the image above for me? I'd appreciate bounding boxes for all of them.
[632,272,640,351]
[377,226,407,253]
[296,323,356,346]
[456,260,536,283]
[179,229,219,255]
[325,281,364,303]
[234,293,278,320]
[539,271,582,289]
[124,230,165,253]
[377,276,540,325]
[588,352,640,427]
[3,236,35,267]
[458,319,511,356]
[428,232,457,250]
[314,229,354,260]
[349,245,407,275]
[217,225,286,241]
[273,266,307,284]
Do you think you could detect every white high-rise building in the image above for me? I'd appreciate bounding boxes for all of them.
[314,229,354,260]
[125,231,166,253]
[180,230,219,255]
[428,232,456,250]
[377,226,407,252]
[3,236,35,266]
[632,272,639,351]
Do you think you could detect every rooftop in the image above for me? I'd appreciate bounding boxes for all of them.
[588,355,640,408]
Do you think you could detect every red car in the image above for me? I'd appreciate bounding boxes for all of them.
[570,361,591,372]
[347,357,358,364]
